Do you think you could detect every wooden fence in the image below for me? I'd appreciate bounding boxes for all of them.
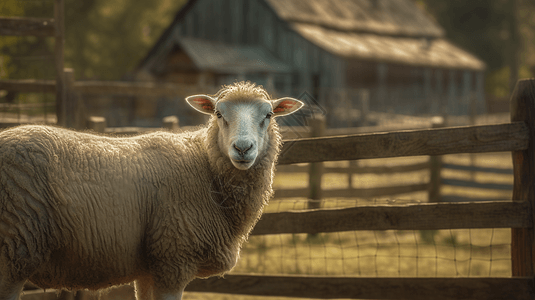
[4,6,532,300]
[0,0,66,125]
[0,21,531,296]
[181,79,535,299]
[3,72,528,298]
[6,82,528,299]
[274,116,514,204]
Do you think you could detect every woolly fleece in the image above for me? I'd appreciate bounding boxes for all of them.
[0,83,283,300]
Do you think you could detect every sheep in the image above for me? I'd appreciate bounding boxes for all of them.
[0,81,303,300]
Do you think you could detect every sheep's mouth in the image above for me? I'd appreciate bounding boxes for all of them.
[232,159,254,170]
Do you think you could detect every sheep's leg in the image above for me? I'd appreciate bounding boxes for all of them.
[154,289,183,300]
[134,278,154,300]
[149,261,193,300]
[0,278,25,300]
[152,278,187,300]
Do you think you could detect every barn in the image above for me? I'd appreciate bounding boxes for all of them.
[132,0,486,127]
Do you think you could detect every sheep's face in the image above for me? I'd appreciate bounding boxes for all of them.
[186,93,303,170]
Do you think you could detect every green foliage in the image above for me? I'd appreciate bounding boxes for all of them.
[0,0,186,81]
[420,0,535,97]
[486,66,511,98]
[421,0,512,72]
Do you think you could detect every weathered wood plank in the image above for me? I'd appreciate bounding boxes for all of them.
[429,118,444,202]
[326,161,431,174]
[55,0,66,127]
[0,79,56,93]
[443,163,513,175]
[442,179,513,191]
[276,161,431,174]
[278,122,529,164]
[273,187,308,198]
[511,79,535,277]
[186,275,534,300]
[273,183,429,199]
[280,123,434,139]
[441,195,507,203]
[323,183,429,198]
[0,17,55,36]
[308,118,325,210]
[251,201,531,235]
[72,81,212,97]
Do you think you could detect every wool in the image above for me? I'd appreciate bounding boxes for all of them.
[0,82,296,300]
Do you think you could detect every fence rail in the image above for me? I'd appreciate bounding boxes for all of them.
[185,275,534,300]
[0,16,55,36]
[274,159,514,202]
[251,201,531,235]
[182,79,535,299]
[2,59,534,298]
[274,183,429,199]
[277,122,528,164]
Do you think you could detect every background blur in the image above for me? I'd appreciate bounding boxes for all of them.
[0,0,532,128]
[0,2,526,299]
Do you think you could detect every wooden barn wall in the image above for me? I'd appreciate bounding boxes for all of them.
[141,0,486,121]
[169,0,345,104]
[160,0,489,117]
[345,60,485,116]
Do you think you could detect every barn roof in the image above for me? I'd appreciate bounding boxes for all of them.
[178,38,293,74]
[266,0,444,38]
[266,0,485,70]
[137,0,485,72]
[293,23,486,70]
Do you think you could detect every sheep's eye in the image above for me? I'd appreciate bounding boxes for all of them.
[266,112,274,119]
[215,111,222,119]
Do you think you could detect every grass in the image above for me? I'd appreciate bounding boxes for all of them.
[183,152,515,299]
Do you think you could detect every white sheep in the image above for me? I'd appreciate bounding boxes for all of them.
[0,81,303,300]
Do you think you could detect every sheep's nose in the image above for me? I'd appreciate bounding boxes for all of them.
[233,141,253,156]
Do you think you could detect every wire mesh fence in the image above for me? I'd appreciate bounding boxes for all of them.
[232,153,514,280]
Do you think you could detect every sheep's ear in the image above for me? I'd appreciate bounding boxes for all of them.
[186,95,216,115]
[271,97,304,117]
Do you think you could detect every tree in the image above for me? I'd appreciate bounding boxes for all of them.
[419,0,530,97]
[0,0,187,81]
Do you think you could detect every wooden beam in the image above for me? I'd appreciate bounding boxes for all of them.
[511,79,535,277]
[308,117,325,210]
[251,201,531,235]
[72,81,210,97]
[273,183,429,199]
[54,0,66,127]
[0,17,55,36]
[273,187,308,198]
[0,79,56,93]
[278,122,529,164]
[442,163,513,175]
[324,184,429,198]
[276,162,431,174]
[186,275,534,300]
[327,161,431,174]
[442,179,513,191]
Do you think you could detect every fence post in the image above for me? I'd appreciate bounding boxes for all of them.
[428,116,444,203]
[308,116,325,210]
[510,79,535,277]
[163,115,179,130]
[347,160,357,190]
[64,68,86,129]
[88,116,106,133]
[54,0,66,127]
[360,89,369,126]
